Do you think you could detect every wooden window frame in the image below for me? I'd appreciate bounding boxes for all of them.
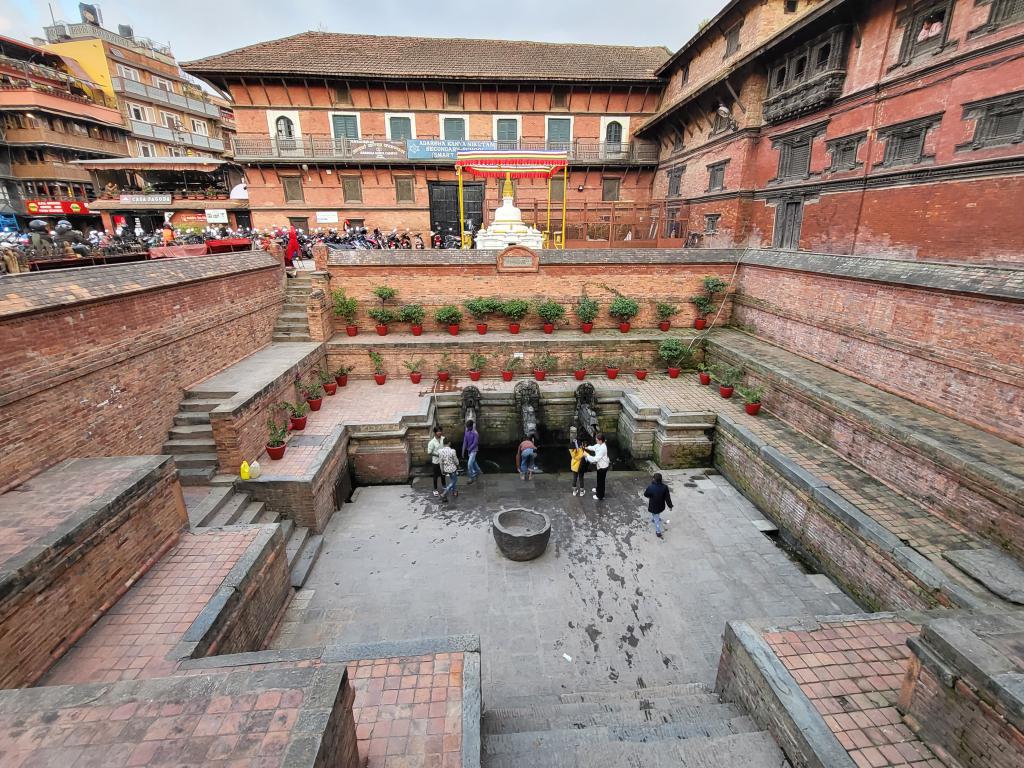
[385,113,416,141]
[601,177,622,202]
[551,87,569,109]
[959,90,1024,149]
[724,21,743,58]
[706,160,729,192]
[444,85,463,108]
[704,214,721,234]
[825,131,867,171]
[667,167,684,198]
[394,176,416,204]
[331,82,353,106]
[281,175,305,203]
[341,176,363,203]
[876,113,942,167]
[440,114,469,141]
[895,1,956,66]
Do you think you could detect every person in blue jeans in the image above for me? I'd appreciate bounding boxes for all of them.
[438,443,460,503]
[642,472,674,539]
[515,433,537,480]
[462,419,482,484]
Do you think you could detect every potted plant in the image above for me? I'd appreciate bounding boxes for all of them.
[204,185,218,199]
[278,401,309,431]
[628,354,649,380]
[398,304,425,335]
[572,352,588,380]
[738,385,764,416]
[500,355,522,381]
[369,350,387,385]
[298,379,324,410]
[435,305,463,336]
[403,357,424,384]
[317,369,338,396]
[536,300,566,334]
[656,302,679,331]
[332,289,359,336]
[712,364,743,399]
[690,276,728,330]
[609,294,640,333]
[465,297,501,335]
[531,351,556,381]
[334,364,353,387]
[501,299,530,334]
[697,362,712,386]
[437,351,456,382]
[605,356,621,379]
[659,339,694,378]
[216,189,229,200]
[368,307,396,336]
[575,293,599,333]
[266,417,288,461]
[468,352,488,382]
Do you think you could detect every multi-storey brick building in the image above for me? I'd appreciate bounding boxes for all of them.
[0,35,129,229]
[183,33,668,239]
[638,0,1024,262]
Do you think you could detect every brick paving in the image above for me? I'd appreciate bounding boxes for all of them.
[763,618,943,768]
[40,528,258,685]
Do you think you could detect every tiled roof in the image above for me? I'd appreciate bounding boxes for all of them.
[183,31,670,83]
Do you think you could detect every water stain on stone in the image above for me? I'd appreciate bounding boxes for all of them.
[621,625,640,648]
[639,621,653,636]
[585,624,602,651]
[606,566,625,587]
[684,482,697,488]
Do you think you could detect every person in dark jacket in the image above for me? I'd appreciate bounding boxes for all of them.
[642,473,673,539]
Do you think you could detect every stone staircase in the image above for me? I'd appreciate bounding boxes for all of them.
[273,273,313,342]
[482,683,788,768]
[163,392,227,486]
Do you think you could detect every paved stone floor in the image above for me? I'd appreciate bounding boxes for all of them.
[271,469,857,705]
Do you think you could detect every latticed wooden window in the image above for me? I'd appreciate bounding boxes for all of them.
[777,136,812,180]
[395,177,415,203]
[707,162,727,192]
[342,176,362,202]
[281,176,303,202]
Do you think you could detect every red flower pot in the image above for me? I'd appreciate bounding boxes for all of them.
[410,372,422,384]
[266,443,286,461]
[411,325,423,336]
[323,382,338,395]
[699,372,711,385]
[509,323,521,334]
[437,371,450,382]
[469,370,482,381]
[719,385,734,399]
[476,323,488,335]
[574,369,587,381]
[373,374,387,385]
[694,318,707,330]
[581,322,594,333]
[667,367,681,378]
[501,370,513,381]
[635,369,648,380]
[447,324,460,336]
[658,320,671,331]
[306,397,323,411]
[542,323,554,334]
[618,322,631,333]
[335,374,348,387]
[375,324,388,336]
[346,325,358,336]
[289,416,307,431]
[745,402,762,416]
[534,370,547,381]
[606,367,620,379]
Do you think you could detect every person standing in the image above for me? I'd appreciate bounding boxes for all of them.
[585,433,610,500]
[569,438,587,497]
[285,225,300,267]
[516,433,537,480]
[462,419,482,484]
[643,473,674,539]
[438,442,459,502]
[427,427,446,496]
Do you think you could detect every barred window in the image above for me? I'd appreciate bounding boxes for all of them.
[342,176,362,202]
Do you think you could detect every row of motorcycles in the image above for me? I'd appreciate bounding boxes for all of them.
[311,225,467,251]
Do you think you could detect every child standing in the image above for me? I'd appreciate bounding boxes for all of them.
[569,439,587,496]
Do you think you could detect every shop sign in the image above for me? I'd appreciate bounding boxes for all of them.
[25,199,91,215]
[119,194,172,204]
[349,140,406,159]
[315,211,339,224]
[179,213,207,223]
[204,208,229,224]
[407,139,497,160]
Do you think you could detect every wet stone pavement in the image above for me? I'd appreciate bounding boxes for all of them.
[271,468,858,706]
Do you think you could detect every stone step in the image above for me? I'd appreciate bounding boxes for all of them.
[275,322,310,331]
[172,452,220,470]
[188,485,234,528]
[483,715,760,756]
[162,437,217,455]
[257,508,281,525]
[179,398,224,413]
[484,695,724,733]
[169,423,214,438]
[278,311,307,320]
[559,683,713,704]
[173,411,211,426]
[277,517,294,542]
[290,534,323,588]
[210,473,236,487]
[484,701,743,736]
[178,466,216,486]
[233,500,267,526]
[285,525,310,568]
[205,493,253,527]
[273,335,313,342]
[283,302,307,310]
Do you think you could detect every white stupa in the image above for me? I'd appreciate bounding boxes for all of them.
[475,174,545,249]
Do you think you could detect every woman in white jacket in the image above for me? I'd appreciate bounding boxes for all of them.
[585,433,611,500]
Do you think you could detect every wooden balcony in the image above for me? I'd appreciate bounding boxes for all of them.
[10,162,92,183]
[4,126,128,156]
[0,86,124,126]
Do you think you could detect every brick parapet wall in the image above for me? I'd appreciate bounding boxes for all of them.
[307,271,335,342]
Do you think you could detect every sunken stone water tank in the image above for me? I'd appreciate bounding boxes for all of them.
[492,508,551,561]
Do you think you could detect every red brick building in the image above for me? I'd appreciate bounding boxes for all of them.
[183,33,668,242]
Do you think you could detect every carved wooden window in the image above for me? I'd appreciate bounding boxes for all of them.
[785,0,799,12]
[711,110,732,136]
[707,161,728,192]
[704,214,721,234]
[777,135,813,180]
[681,62,690,85]
[826,132,866,171]
[990,0,1024,27]
[551,88,569,109]
[341,176,362,203]
[395,177,415,203]
[724,22,743,58]
[673,131,684,152]
[331,83,352,106]
[602,177,621,202]
[667,168,683,197]
[961,91,1024,149]
[897,1,955,64]
[282,176,304,203]
[877,114,942,167]
[444,85,462,108]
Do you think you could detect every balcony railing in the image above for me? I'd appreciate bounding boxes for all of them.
[231,135,660,164]
[128,119,225,152]
[10,162,92,183]
[763,68,847,125]
[111,76,221,119]
[44,22,175,65]
[4,126,127,155]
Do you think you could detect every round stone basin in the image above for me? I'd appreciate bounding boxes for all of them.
[492,508,551,561]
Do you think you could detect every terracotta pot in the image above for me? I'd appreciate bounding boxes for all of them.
[501,370,513,381]
[699,372,711,385]
[375,324,388,336]
[373,374,387,385]
[658,320,671,331]
[409,372,422,384]
[542,323,554,334]
[534,370,547,381]
[469,370,482,381]
[335,374,348,387]
[437,370,450,382]
[667,367,681,378]
[635,369,648,380]
[719,385,734,399]
[694,318,707,330]
[306,397,323,411]
[574,369,586,381]
[606,367,620,379]
[581,322,594,333]
[509,322,521,334]
[618,322,631,333]
[411,324,423,336]
[447,324,460,336]
[289,416,307,431]
[323,382,338,395]
[266,443,286,460]
[346,325,358,336]
[745,402,762,416]
[476,323,488,334]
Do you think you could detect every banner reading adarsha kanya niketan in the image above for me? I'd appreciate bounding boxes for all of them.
[406,139,497,160]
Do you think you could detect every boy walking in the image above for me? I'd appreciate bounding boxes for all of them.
[643,473,673,538]
[427,427,445,496]
[438,443,460,502]
[462,420,481,483]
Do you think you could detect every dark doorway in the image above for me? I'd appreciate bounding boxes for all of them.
[428,181,484,238]
[234,210,252,229]
[774,199,803,250]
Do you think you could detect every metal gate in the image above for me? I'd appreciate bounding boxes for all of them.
[428,181,484,238]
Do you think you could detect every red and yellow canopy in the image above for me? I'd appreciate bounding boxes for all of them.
[455,150,568,179]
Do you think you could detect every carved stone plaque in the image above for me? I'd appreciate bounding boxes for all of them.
[496,245,540,273]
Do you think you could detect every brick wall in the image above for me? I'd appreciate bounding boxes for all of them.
[0,254,283,490]
[315,668,361,768]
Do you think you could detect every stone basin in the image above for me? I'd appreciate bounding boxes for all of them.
[492,508,551,561]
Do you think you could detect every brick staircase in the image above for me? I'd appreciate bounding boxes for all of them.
[273,273,313,341]
[482,683,786,767]
[163,392,226,485]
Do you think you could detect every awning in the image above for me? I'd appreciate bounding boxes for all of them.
[72,157,228,172]
[455,150,568,179]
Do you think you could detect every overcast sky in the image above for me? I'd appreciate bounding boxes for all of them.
[3,0,723,62]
